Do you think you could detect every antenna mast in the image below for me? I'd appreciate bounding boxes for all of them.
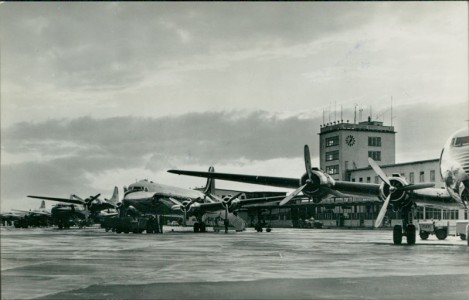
[391,96,393,126]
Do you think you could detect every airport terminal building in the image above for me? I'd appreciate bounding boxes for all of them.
[233,118,467,229]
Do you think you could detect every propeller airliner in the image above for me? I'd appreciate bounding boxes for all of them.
[120,167,291,233]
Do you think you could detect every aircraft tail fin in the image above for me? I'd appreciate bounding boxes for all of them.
[203,166,216,195]
[39,200,46,210]
[108,186,119,205]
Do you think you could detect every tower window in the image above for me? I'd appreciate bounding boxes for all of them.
[368,137,382,147]
[325,150,339,161]
[368,151,381,161]
[325,165,339,175]
[325,136,339,147]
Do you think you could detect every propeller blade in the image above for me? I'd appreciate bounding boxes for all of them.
[279,184,306,206]
[368,157,391,186]
[89,194,101,201]
[225,192,244,204]
[304,145,313,180]
[398,183,435,192]
[375,194,391,228]
[224,207,229,233]
[72,194,84,201]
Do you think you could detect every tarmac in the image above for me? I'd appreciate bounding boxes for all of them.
[1,226,469,299]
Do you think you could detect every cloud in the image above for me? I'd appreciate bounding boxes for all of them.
[2,111,321,166]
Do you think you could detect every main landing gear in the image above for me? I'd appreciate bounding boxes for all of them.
[193,222,207,233]
[393,207,416,245]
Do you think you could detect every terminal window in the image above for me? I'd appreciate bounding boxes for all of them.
[419,171,425,182]
[374,176,379,184]
[325,136,339,147]
[325,150,339,161]
[409,172,414,183]
[368,151,381,161]
[430,170,435,182]
[368,137,382,147]
[325,165,339,175]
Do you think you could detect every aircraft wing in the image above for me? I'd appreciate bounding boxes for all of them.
[333,181,381,198]
[27,195,84,205]
[168,169,384,199]
[168,170,300,189]
[411,188,462,209]
[11,209,51,216]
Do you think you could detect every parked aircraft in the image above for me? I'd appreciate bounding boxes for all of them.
[27,187,119,229]
[1,201,52,227]
[119,167,290,233]
[169,128,468,245]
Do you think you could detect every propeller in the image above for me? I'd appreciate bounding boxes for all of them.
[368,158,435,228]
[171,198,199,226]
[84,194,101,208]
[220,193,243,233]
[280,145,313,206]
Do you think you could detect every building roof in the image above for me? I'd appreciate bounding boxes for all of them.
[348,158,440,172]
[319,120,396,135]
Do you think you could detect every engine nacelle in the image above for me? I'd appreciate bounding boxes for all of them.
[228,199,241,212]
[379,176,412,210]
[300,169,336,199]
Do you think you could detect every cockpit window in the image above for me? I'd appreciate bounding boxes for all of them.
[128,186,144,192]
[453,136,469,147]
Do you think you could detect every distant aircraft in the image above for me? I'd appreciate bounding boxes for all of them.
[169,128,468,245]
[119,167,289,233]
[27,187,120,229]
[1,201,51,228]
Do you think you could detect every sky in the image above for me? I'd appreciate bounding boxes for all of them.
[1,2,468,211]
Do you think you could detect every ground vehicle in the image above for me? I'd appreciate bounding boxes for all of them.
[101,215,161,234]
[455,220,468,240]
[418,220,449,240]
[297,217,323,229]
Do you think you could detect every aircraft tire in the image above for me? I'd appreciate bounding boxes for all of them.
[194,223,200,233]
[435,229,447,240]
[393,225,402,245]
[460,234,466,241]
[406,225,416,245]
[419,231,429,240]
[200,223,206,232]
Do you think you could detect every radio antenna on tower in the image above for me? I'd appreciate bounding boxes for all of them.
[391,96,393,126]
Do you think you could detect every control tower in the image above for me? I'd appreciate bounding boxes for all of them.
[319,117,396,181]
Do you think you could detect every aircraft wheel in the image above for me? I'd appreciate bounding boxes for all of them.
[459,234,466,241]
[435,229,447,240]
[200,223,206,232]
[406,225,416,245]
[194,223,200,233]
[419,231,429,240]
[116,228,122,234]
[105,228,110,232]
[393,225,402,245]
